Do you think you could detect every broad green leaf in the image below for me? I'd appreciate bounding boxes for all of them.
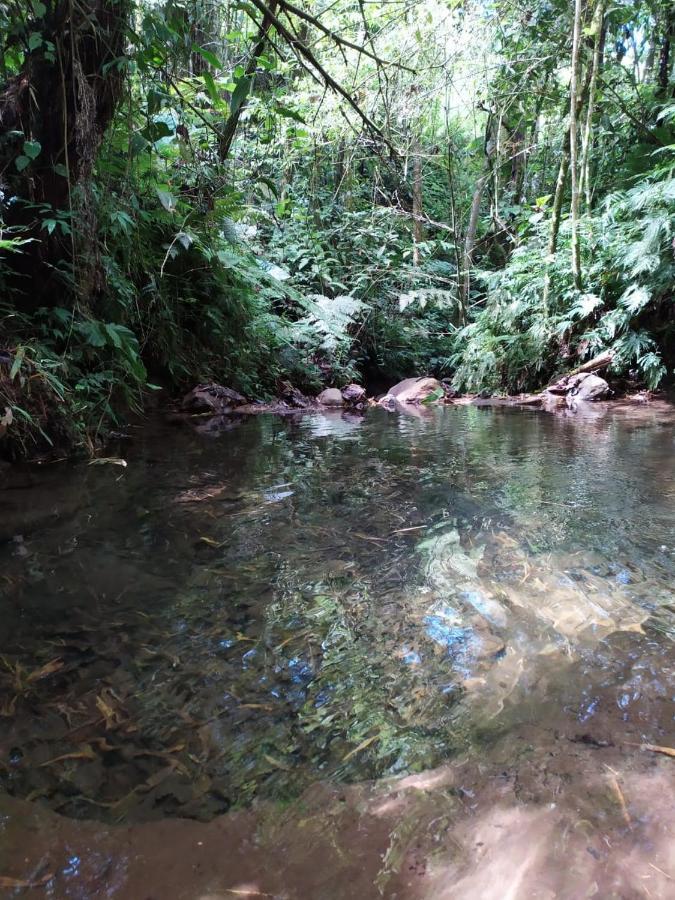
[275,105,306,124]
[141,120,173,142]
[421,387,444,405]
[202,71,226,110]
[192,45,222,69]
[23,140,42,160]
[28,32,42,51]
[156,188,177,212]
[15,155,30,172]
[230,76,251,115]
[9,347,25,381]
[129,133,150,156]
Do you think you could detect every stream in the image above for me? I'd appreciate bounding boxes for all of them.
[0,403,674,897]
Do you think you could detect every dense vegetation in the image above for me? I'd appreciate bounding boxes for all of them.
[0,0,673,457]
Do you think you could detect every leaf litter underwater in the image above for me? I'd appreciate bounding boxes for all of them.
[0,405,674,826]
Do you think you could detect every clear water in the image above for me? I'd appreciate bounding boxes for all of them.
[1,405,674,823]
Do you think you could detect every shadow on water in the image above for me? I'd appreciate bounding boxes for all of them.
[0,404,674,895]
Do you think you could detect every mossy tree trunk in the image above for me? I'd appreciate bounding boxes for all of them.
[0,0,130,309]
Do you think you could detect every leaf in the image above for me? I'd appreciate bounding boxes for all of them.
[0,875,53,890]
[274,104,306,124]
[342,733,380,762]
[96,692,121,728]
[129,132,150,156]
[193,45,222,69]
[156,188,177,212]
[26,658,64,683]
[199,536,224,547]
[642,743,675,758]
[23,140,41,159]
[14,155,30,172]
[230,76,251,115]
[263,754,292,770]
[39,746,97,767]
[256,175,279,198]
[421,387,444,405]
[28,32,43,51]
[9,347,25,381]
[88,457,127,467]
[202,71,226,109]
[141,120,173,142]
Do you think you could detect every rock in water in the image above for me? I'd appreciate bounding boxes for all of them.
[380,377,444,406]
[278,381,311,408]
[317,388,344,407]
[341,384,366,406]
[182,383,245,414]
[568,373,610,403]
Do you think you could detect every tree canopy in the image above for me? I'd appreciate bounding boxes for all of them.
[0,0,673,455]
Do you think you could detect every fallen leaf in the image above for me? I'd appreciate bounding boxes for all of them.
[0,874,53,889]
[26,658,64,682]
[88,457,127,467]
[198,536,224,547]
[39,745,97,767]
[642,743,675,758]
[342,733,380,762]
[263,754,291,771]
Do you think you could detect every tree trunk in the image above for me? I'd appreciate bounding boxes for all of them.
[569,0,584,292]
[459,172,488,318]
[0,0,130,309]
[541,53,594,314]
[579,1,606,212]
[412,139,424,266]
[657,8,674,95]
[218,1,279,162]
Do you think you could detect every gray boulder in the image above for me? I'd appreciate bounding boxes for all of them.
[317,388,344,407]
[568,373,610,403]
[380,377,444,406]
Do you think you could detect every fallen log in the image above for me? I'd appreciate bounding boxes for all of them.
[548,351,614,391]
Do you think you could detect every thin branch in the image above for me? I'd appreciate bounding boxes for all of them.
[246,0,399,155]
[276,0,416,73]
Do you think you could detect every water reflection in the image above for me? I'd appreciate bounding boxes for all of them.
[0,405,673,823]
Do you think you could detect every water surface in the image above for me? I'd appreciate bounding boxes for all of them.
[1,404,673,825]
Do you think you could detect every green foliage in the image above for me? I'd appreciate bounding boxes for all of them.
[1,0,674,457]
[452,155,675,393]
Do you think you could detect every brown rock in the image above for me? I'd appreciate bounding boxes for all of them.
[182,384,245,414]
[341,384,366,406]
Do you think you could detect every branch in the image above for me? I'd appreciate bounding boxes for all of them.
[246,0,399,156]
[276,0,416,73]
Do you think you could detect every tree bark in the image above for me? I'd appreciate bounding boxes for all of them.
[541,55,593,314]
[412,139,423,266]
[579,1,606,212]
[0,0,130,308]
[569,0,584,292]
[657,7,674,95]
[218,0,278,162]
[459,172,488,318]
